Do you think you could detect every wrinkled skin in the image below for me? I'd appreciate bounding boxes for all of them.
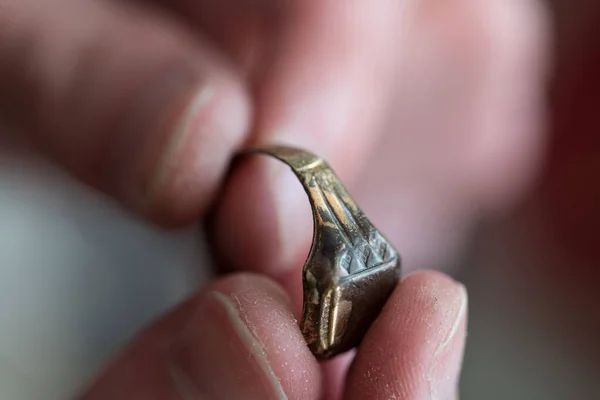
[0,0,597,398]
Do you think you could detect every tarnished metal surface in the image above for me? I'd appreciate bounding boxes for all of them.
[249,145,401,359]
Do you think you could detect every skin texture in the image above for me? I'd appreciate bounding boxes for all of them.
[7,0,599,399]
[79,272,467,400]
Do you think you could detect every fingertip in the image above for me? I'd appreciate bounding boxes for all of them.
[171,273,321,400]
[81,273,321,400]
[346,270,468,400]
[138,73,251,226]
[2,0,252,227]
[205,272,295,312]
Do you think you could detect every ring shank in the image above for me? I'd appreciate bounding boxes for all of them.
[245,145,401,359]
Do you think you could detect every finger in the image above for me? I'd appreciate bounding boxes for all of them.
[345,271,468,400]
[321,351,355,400]
[80,273,321,400]
[0,0,250,226]
[146,0,282,80]
[211,0,404,276]
[212,0,547,278]
[333,0,549,273]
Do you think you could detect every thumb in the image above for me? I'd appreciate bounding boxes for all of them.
[0,0,250,225]
[79,274,321,400]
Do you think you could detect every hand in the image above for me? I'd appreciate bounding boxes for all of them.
[0,0,548,398]
[79,272,466,399]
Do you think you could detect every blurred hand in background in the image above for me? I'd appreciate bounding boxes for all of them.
[2,0,596,399]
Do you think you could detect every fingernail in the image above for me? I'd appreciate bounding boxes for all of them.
[112,67,249,224]
[110,68,201,208]
[142,84,215,209]
[169,291,287,400]
[429,283,468,400]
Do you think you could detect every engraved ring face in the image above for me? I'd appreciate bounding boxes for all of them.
[247,145,401,359]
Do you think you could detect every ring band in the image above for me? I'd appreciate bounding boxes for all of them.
[247,145,401,359]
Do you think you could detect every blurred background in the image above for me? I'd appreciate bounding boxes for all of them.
[1,0,599,399]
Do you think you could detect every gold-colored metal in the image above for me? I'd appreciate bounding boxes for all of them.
[249,145,401,359]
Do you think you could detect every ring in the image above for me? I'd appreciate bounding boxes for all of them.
[247,145,401,359]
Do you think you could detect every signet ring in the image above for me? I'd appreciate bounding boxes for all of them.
[245,145,401,360]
